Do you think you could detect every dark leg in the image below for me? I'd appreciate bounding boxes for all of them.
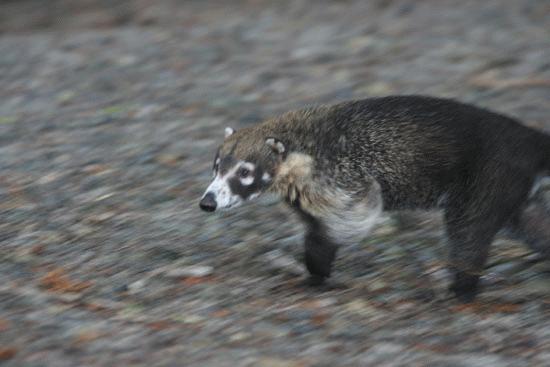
[445,185,530,301]
[445,210,499,302]
[289,199,339,286]
[304,228,338,286]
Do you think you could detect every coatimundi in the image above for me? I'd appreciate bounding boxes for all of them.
[199,95,550,302]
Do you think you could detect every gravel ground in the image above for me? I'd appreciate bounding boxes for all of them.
[1,0,550,366]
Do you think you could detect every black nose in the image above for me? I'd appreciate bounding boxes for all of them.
[199,193,217,212]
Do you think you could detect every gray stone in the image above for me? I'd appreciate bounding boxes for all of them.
[165,265,213,278]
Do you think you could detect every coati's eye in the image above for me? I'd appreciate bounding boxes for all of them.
[238,167,250,178]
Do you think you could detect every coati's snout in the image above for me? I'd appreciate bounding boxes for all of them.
[200,167,244,211]
[200,159,273,211]
[199,193,217,212]
[200,126,282,211]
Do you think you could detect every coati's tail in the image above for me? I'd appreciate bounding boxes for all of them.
[507,130,550,259]
[512,197,550,259]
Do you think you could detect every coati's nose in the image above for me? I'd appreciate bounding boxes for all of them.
[199,192,217,212]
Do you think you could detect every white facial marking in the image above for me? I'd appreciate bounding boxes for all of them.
[212,158,221,177]
[203,164,241,209]
[238,162,255,186]
[240,176,254,186]
[203,161,263,210]
[262,172,271,182]
[241,162,255,171]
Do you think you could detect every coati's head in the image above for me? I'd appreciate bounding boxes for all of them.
[199,126,286,212]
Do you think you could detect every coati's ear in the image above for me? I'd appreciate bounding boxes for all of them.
[265,137,286,156]
[224,127,235,139]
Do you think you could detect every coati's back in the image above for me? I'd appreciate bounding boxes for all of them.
[275,96,550,210]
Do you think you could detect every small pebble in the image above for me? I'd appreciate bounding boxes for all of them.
[165,265,213,278]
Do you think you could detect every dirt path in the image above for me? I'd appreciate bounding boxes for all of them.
[1,1,550,366]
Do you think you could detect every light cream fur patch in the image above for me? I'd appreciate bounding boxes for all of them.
[271,152,384,244]
[270,153,315,204]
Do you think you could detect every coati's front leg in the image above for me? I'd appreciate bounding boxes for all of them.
[296,184,383,286]
[304,222,338,286]
[291,203,338,286]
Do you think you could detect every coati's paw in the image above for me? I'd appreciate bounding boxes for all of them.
[450,287,478,303]
[412,288,437,303]
[449,271,480,303]
[303,274,327,287]
[300,275,348,291]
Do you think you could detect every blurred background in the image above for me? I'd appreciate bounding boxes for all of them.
[1,0,550,366]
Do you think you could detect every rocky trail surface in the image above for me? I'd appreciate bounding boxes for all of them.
[1,0,550,366]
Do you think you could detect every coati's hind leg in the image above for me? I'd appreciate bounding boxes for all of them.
[445,212,500,302]
[445,176,532,302]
